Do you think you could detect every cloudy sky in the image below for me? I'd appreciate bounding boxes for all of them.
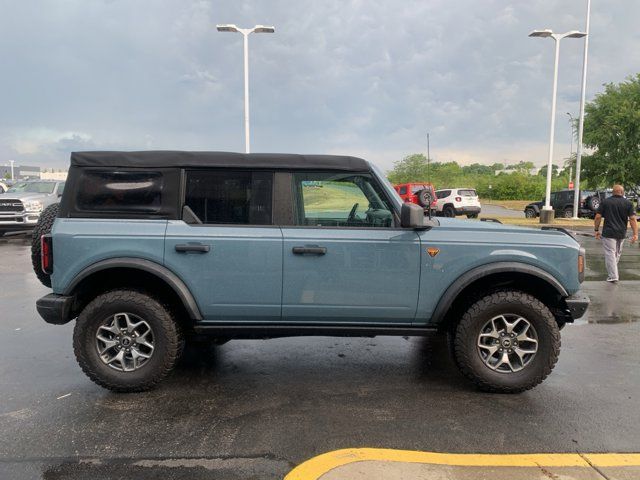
[0,0,638,171]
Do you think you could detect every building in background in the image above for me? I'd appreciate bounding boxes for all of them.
[0,164,67,181]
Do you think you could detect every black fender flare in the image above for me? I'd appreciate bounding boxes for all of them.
[64,257,202,320]
[430,261,568,325]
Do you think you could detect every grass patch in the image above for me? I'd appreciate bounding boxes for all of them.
[480,199,534,211]
[484,217,593,227]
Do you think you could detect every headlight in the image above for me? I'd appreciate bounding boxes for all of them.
[24,200,43,212]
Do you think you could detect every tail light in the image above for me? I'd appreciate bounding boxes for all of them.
[41,235,53,274]
[455,196,462,202]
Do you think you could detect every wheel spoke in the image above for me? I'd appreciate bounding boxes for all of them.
[99,323,120,336]
[105,349,125,367]
[97,337,118,355]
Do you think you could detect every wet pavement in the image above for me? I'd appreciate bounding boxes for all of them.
[0,232,638,479]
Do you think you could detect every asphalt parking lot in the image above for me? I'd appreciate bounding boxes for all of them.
[0,231,639,480]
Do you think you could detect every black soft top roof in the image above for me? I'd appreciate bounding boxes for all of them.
[70,151,371,172]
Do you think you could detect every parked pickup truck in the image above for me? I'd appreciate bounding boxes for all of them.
[0,180,65,237]
[33,151,588,393]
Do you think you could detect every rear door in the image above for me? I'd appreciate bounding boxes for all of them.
[281,171,421,324]
[164,169,283,322]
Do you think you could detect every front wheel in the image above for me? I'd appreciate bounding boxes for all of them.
[563,207,573,218]
[73,290,183,392]
[524,208,537,219]
[466,213,478,219]
[453,291,560,393]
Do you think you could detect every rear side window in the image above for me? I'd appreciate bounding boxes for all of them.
[436,190,451,199]
[399,186,407,195]
[76,171,163,213]
[184,170,273,225]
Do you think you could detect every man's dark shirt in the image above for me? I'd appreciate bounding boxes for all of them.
[597,195,635,239]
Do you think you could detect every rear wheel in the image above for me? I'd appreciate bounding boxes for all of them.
[453,291,560,393]
[524,208,536,218]
[443,205,456,217]
[73,290,183,392]
[31,203,60,287]
[563,207,573,218]
[466,213,478,219]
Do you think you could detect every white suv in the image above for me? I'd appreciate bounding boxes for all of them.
[435,188,481,218]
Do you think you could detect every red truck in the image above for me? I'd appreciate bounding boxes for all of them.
[393,183,437,215]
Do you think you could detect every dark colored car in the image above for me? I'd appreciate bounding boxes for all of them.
[524,189,608,219]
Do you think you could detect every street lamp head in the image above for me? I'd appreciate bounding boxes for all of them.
[529,29,553,38]
[565,30,587,38]
[253,25,275,33]
[216,24,239,33]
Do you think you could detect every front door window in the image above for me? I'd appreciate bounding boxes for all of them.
[292,172,394,228]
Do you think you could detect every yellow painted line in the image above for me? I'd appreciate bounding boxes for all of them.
[284,448,640,480]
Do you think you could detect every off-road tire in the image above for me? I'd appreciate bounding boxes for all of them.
[466,213,479,219]
[453,291,560,393]
[416,189,432,208]
[524,208,537,219]
[73,290,183,392]
[587,196,600,211]
[443,205,456,217]
[563,207,573,218]
[30,203,60,287]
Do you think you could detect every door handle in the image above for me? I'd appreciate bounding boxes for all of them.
[292,246,327,255]
[175,243,210,253]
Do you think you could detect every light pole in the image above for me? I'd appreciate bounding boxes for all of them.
[566,112,574,159]
[9,160,15,181]
[572,0,592,219]
[529,29,587,224]
[217,24,275,154]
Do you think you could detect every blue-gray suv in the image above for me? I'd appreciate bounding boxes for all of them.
[34,151,589,393]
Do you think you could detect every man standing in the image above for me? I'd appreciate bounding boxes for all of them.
[594,185,638,282]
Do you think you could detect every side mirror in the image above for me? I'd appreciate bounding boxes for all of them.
[401,203,424,228]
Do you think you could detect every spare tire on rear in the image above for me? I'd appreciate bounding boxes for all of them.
[587,195,600,211]
[416,189,432,208]
[31,203,60,288]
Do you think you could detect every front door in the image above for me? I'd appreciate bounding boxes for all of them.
[164,169,283,322]
[281,171,421,324]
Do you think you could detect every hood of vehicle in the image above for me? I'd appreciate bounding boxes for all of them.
[0,192,50,201]
[428,217,580,248]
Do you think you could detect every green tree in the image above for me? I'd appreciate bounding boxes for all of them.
[387,154,430,184]
[582,74,640,189]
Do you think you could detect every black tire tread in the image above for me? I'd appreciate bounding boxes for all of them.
[30,203,60,287]
[454,291,560,394]
[73,289,183,392]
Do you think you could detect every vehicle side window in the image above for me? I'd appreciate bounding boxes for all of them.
[184,170,273,225]
[399,186,407,195]
[57,182,65,196]
[76,171,163,213]
[436,190,450,199]
[292,172,394,228]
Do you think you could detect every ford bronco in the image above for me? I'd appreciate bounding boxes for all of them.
[34,151,588,393]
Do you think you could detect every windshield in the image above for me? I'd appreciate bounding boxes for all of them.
[458,189,477,197]
[410,185,428,194]
[7,182,55,194]
[370,163,402,211]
